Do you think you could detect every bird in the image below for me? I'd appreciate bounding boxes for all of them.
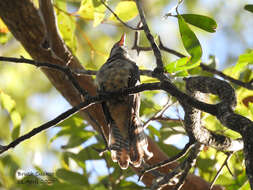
[95,34,153,169]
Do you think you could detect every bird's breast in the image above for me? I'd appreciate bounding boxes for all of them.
[96,60,134,92]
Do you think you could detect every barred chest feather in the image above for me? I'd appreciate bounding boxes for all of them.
[96,59,136,94]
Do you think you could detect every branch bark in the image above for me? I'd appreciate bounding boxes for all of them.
[0,0,223,189]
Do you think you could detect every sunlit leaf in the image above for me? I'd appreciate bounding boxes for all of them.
[78,0,106,27]
[58,113,84,128]
[177,14,217,33]
[238,51,253,63]
[244,4,253,13]
[109,1,138,22]
[230,50,253,78]
[165,57,200,73]
[0,91,21,140]
[10,110,21,127]
[55,1,77,52]
[0,91,16,112]
[178,14,202,63]
[10,111,21,140]
[78,0,94,19]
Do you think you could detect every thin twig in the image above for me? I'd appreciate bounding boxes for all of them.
[71,68,154,78]
[0,56,214,115]
[0,56,110,148]
[0,56,247,156]
[100,0,143,31]
[200,63,253,90]
[133,31,253,90]
[159,36,185,58]
[0,56,89,98]
[153,116,181,122]
[140,162,164,181]
[132,22,153,54]
[208,153,233,190]
[0,96,99,154]
[139,141,195,181]
[73,68,97,76]
[135,0,164,72]
[172,143,203,190]
[150,143,203,190]
[143,100,173,129]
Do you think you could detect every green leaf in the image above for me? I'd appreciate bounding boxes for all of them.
[244,4,253,13]
[62,136,85,149]
[10,110,21,128]
[78,0,106,27]
[56,168,89,186]
[78,0,94,20]
[148,125,161,138]
[238,51,253,63]
[109,1,138,22]
[76,147,102,161]
[165,57,200,73]
[55,1,77,52]
[56,130,94,149]
[50,114,89,144]
[178,14,202,63]
[0,91,21,140]
[178,14,217,33]
[58,113,84,128]
[0,91,16,112]
[231,50,253,78]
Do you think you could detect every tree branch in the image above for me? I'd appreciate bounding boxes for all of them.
[151,143,203,190]
[135,0,164,72]
[133,31,253,90]
[0,96,99,154]
[209,153,233,190]
[140,141,195,180]
[100,0,143,31]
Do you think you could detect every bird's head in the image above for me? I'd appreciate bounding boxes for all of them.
[109,34,128,58]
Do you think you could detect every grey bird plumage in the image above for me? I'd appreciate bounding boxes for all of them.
[96,35,153,169]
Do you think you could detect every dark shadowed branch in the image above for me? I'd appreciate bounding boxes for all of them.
[135,0,164,72]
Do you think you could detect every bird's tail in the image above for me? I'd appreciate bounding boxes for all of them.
[109,120,153,169]
[109,122,131,170]
[129,119,153,167]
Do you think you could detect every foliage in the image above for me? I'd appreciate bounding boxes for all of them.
[0,0,253,190]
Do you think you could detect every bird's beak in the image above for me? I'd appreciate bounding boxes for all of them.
[118,33,126,46]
